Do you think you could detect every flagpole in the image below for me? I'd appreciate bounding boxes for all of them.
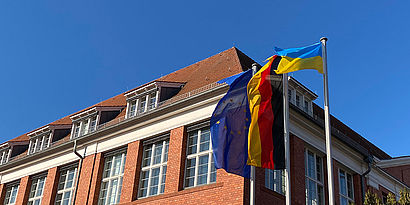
[321,37,335,205]
[283,73,291,205]
[250,63,258,205]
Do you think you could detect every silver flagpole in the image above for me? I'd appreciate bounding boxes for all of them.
[250,63,258,205]
[283,73,291,205]
[321,37,335,205]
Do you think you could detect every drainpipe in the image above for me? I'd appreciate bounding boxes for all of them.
[72,140,84,205]
[361,155,373,203]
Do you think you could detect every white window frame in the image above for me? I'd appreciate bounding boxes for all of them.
[98,150,126,205]
[0,148,11,165]
[339,169,354,205]
[265,169,285,195]
[184,127,216,189]
[72,115,98,139]
[28,133,52,155]
[28,175,46,205]
[138,139,169,198]
[305,149,324,205]
[55,166,78,205]
[4,182,19,205]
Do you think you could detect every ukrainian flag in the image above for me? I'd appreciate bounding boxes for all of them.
[273,42,323,74]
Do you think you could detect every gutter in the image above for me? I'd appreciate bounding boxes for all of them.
[72,140,84,205]
[361,155,373,203]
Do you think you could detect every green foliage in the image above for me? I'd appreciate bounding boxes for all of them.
[364,190,382,205]
[398,189,410,205]
[387,192,397,205]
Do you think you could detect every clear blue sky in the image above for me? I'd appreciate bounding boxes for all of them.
[0,1,409,157]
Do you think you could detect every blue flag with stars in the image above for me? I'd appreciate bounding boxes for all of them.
[210,69,252,178]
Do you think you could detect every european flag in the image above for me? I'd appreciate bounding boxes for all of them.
[210,69,252,178]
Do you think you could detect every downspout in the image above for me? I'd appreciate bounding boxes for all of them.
[361,155,373,203]
[72,140,84,205]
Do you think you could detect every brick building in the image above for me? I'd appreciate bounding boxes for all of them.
[0,47,409,205]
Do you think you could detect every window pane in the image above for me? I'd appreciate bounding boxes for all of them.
[187,132,198,155]
[339,170,347,195]
[307,151,315,178]
[160,166,167,194]
[103,158,113,178]
[316,156,322,181]
[199,129,210,152]
[139,171,149,197]
[210,155,216,183]
[164,141,169,163]
[185,158,196,187]
[142,147,152,167]
[153,143,163,165]
[347,173,353,198]
[197,155,209,185]
[149,168,160,196]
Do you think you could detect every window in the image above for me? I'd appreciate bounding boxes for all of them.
[265,169,285,194]
[98,150,126,205]
[305,150,324,205]
[184,127,216,188]
[4,182,19,205]
[29,134,51,154]
[296,94,301,107]
[55,166,77,205]
[128,100,137,118]
[139,98,147,114]
[0,148,11,165]
[89,117,97,133]
[138,139,169,198]
[288,89,293,103]
[28,175,46,205]
[73,122,81,138]
[339,169,354,205]
[72,116,98,139]
[148,93,157,110]
[304,100,309,113]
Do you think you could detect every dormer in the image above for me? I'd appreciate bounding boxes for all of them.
[124,81,185,118]
[27,124,71,155]
[70,106,124,139]
[288,77,318,116]
[0,141,29,164]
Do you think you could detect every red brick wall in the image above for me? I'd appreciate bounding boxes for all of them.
[42,167,59,205]
[120,140,143,203]
[75,154,97,205]
[353,174,364,205]
[164,126,187,193]
[384,164,410,186]
[15,176,30,205]
[290,134,306,205]
[0,184,5,204]
[88,152,104,205]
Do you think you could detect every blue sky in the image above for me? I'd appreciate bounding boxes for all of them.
[0,1,409,157]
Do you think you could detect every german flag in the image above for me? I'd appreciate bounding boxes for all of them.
[247,55,285,170]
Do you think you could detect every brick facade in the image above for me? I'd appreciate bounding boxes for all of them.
[384,164,410,186]
[15,176,30,205]
[42,167,59,205]
[0,133,403,205]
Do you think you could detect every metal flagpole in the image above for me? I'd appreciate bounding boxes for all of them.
[250,63,258,205]
[321,37,335,205]
[283,73,291,205]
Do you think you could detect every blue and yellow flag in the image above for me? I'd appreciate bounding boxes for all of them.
[273,42,323,74]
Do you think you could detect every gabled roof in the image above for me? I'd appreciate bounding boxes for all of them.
[2,47,252,145]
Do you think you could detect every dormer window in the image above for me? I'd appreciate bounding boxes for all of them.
[28,132,51,154]
[0,148,11,165]
[125,81,185,119]
[71,109,99,139]
[70,107,124,139]
[288,77,318,117]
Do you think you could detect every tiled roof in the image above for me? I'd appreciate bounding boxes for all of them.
[2,46,393,163]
